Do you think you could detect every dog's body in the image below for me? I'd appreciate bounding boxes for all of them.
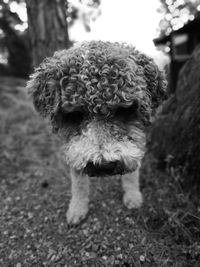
[27,41,166,224]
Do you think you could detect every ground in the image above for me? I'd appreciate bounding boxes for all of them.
[0,77,200,267]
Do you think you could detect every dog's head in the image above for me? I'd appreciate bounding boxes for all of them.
[27,41,167,176]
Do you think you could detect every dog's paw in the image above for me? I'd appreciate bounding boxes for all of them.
[66,202,88,225]
[123,191,143,209]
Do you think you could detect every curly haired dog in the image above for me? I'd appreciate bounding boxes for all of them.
[27,41,167,225]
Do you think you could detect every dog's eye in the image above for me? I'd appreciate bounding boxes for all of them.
[61,111,84,125]
[115,103,138,119]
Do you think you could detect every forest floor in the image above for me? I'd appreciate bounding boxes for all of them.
[0,76,200,267]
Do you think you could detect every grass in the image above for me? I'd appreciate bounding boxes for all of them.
[0,76,200,267]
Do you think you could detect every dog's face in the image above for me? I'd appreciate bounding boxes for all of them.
[27,41,167,176]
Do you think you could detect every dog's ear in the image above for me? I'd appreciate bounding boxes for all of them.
[26,53,65,119]
[136,52,167,109]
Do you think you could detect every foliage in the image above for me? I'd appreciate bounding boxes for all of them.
[158,0,200,36]
[0,0,31,77]
[149,45,200,189]
[0,0,101,76]
[67,0,101,32]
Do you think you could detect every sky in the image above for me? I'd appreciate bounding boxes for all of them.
[69,0,163,55]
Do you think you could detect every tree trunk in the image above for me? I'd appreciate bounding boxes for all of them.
[149,44,200,188]
[26,0,70,67]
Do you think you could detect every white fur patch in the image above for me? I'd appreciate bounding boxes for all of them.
[63,122,145,172]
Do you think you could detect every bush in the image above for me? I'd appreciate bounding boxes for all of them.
[149,44,200,189]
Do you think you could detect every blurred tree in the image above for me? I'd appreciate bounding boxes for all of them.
[158,0,200,36]
[0,0,101,73]
[0,0,31,77]
[25,0,100,67]
[67,0,101,32]
[25,0,70,67]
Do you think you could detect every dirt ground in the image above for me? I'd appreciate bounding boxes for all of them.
[0,77,200,267]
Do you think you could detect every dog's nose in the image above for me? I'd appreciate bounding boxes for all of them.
[84,160,125,177]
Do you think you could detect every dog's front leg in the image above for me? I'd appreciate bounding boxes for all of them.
[67,169,90,225]
[121,168,143,209]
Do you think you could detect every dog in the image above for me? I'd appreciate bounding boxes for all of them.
[27,41,167,224]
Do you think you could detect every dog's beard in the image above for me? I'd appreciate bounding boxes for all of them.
[63,128,146,175]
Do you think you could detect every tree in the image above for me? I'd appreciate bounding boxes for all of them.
[158,0,200,37]
[149,44,200,189]
[26,0,70,67]
[0,0,101,71]
[66,0,101,32]
[0,0,31,77]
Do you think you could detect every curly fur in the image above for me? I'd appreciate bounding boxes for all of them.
[27,41,167,225]
[63,120,145,171]
[27,41,167,124]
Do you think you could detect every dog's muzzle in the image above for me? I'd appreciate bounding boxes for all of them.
[83,160,130,177]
